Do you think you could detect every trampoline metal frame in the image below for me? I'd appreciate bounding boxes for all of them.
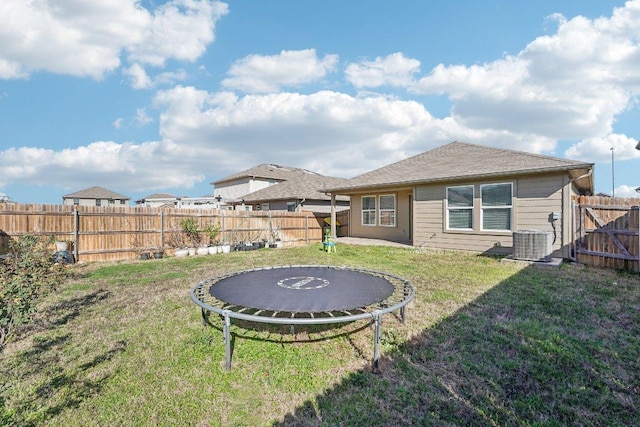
[190,265,416,371]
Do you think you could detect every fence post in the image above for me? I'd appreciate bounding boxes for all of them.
[221,210,226,243]
[160,211,164,250]
[634,206,640,273]
[73,208,79,262]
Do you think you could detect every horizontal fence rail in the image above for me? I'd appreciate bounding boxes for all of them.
[572,196,640,272]
[0,203,334,262]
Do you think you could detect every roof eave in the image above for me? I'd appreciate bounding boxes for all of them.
[326,164,594,194]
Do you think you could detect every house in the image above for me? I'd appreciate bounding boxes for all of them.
[326,141,594,258]
[62,186,130,207]
[240,172,350,213]
[135,193,222,209]
[212,163,349,212]
[211,163,313,207]
[135,193,177,208]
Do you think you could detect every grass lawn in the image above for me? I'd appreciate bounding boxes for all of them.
[1,244,639,426]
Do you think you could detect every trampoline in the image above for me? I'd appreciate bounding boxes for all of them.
[190,265,415,371]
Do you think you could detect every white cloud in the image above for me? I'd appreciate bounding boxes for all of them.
[565,134,640,162]
[411,1,640,140]
[135,108,153,126]
[221,49,339,93]
[0,82,596,193]
[614,185,640,198]
[0,141,204,191]
[127,0,228,67]
[113,118,124,129]
[153,86,554,178]
[124,63,153,89]
[0,0,228,79]
[124,63,187,89]
[345,52,421,88]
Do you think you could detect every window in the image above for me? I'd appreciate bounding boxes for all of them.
[260,203,270,211]
[95,199,102,207]
[447,185,473,230]
[120,200,126,205]
[73,198,79,205]
[362,196,376,226]
[287,202,296,212]
[379,195,396,227]
[481,183,512,231]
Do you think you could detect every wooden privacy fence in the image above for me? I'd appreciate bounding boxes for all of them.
[572,196,640,272]
[0,203,328,262]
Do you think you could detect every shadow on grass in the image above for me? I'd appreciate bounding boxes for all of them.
[276,264,640,426]
[19,289,111,337]
[204,313,374,344]
[2,289,124,426]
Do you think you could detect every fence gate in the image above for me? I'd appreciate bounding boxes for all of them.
[573,196,640,272]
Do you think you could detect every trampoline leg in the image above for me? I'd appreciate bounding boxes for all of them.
[401,285,409,323]
[372,312,382,373]
[201,308,207,326]
[223,311,232,370]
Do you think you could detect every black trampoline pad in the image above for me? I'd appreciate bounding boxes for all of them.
[209,266,394,312]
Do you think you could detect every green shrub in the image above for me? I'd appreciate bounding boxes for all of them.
[180,218,201,247]
[0,234,67,349]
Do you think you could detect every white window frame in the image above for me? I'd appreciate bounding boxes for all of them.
[361,195,376,226]
[446,185,474,231]
[480,183,513,232]
[378,194,396,227]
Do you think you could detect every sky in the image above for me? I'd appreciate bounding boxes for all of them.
[1,0,639,205]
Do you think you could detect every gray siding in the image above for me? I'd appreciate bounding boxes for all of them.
[412,173,567,255]
[348,189,412,243]
[347,172,573,256]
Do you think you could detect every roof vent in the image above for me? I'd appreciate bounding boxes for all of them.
[513,230,552,262]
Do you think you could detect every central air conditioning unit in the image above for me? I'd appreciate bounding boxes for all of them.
[512,230,553,262]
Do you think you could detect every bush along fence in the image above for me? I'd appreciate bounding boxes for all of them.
[0,203,330,262]
[572,195,640,272]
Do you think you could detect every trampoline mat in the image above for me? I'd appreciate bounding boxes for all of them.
[209,266,395,312]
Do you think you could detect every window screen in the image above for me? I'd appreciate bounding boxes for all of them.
[447,186,473,229]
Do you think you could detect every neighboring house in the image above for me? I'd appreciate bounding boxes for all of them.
[135,193,222,209]
[135,193,177,208]
[326,141,594,258]
[240,173,350,213]
[211,164,312,205]
[62,186,130,207]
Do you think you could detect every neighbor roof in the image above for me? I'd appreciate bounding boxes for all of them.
[63,186,130,200]
[327,141,594,193]
[142,193,176,199]
[211,163,317,186]
[241,174,350,203]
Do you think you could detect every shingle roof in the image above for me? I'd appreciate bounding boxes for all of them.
[241,173,350,202]
[212,163,315,185]
[327,141,593,192]
[143,193,176,199]
[63,186,130,200]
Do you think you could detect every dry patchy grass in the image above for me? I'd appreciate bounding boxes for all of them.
[1,245,639,426]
